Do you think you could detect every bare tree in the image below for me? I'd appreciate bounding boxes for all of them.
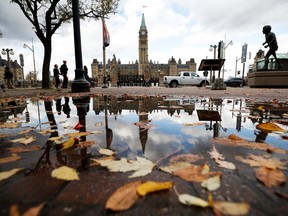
[11,0,119,88]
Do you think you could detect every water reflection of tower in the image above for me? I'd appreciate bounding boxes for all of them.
[138,100,149,154]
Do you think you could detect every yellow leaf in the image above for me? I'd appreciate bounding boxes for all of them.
[201,175,221,191]
[256,122,286,133]
[19,129,33,134]
[55,137,78,151]
[20,136,36,145]
[178,194,210,207]
[137,181,173,196]
[213,201,250,216]
[51,166,79,181]
[38,129,56,134]
[0,168,23,181]
[106,181,142,211]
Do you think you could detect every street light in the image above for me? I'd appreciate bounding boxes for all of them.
[1,48,14,69]
[222,40,233,79]
[209,44,217,83]
[24,39,37,84]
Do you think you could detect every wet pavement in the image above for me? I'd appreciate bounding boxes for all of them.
[0,86,288,216]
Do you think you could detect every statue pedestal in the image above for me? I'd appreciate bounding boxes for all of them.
[211,78,226,90]
[248,71,288,88]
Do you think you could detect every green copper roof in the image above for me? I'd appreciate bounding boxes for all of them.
[140,13,146,29]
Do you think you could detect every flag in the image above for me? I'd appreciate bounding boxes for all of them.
[102,19,110,47]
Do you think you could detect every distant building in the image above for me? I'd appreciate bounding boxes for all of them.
[91,13,197,86]
[0,56,24,82]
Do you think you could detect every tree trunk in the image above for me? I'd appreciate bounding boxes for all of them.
[42,39,52,89]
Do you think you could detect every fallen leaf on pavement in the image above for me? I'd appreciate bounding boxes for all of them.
[23,203,45,216]
[51,166,79,181]
[213,201,250,216]
[201,175,221,191]
[169,154,204,164]
[137,181,173,196]
[38,129,56,134]
[0,122,20,129]
[255,167,286,188]
[235,154,286,170]
[256,122,286,133]
[172,164,221,182]
[0,156,21,164]
[98,148,114,156]
[0,168,23,181]
[19,129,33,134]
[178,193,210,207]
[92,156,155,178]
[76,141,95,148]
[183,122,205,126]
[209,145,236,170]
[160,162,193,174]
[106,181,142,211]
[55,137,79,151]
[7,146,41,153]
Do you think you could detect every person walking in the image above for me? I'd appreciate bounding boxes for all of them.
[4,66,15,89]
[60,60,68,88]
[53,64,61,89]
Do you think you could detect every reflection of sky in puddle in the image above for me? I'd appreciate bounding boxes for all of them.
[1,96,288,163]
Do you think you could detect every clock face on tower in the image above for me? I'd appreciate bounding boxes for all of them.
[141,30,145,35]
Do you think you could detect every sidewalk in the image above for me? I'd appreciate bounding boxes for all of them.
[1,86,288,100]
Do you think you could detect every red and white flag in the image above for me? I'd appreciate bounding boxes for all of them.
[102,19,110,47]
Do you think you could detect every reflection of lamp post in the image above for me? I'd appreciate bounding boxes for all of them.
[1,48,14,69]
[222,40,233,79]
[235,56,241,77]
[104,95,113,148]
[24,39,37,84]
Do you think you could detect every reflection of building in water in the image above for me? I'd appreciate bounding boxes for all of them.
[92,96,196,153]
[0,99,27,122]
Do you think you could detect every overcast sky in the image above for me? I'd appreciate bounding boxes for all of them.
[1,0,288,80]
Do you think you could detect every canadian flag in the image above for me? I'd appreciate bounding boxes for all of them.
[102,19,110,47]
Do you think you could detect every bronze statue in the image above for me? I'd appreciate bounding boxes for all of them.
[262,25,282,70]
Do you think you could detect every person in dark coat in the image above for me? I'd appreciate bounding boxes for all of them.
[4,66,15,89]
[60,60,68,88]
[53,64,61,89]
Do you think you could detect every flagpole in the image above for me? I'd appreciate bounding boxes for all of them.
[102,0,108,88]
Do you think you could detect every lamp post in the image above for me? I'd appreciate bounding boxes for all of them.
[71,0,90,92]
[24,39,36,84]
[222,40,233,79]
[1,48,14,69]
[235,56,241,77]
[209,45,217,83]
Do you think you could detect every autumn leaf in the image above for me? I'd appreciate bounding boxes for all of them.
[201,175,221,191]
[38,129,56,134]
[212,201,250,216]
[48,136,64,141]
[11,136,36,145]
[255,167,286,188]
[137,181,173,196]
[172,164,221,183]
[209,145,236,170]
[55,137,79,151]
[66,131,91,137]
[212,135,287,154]
[0,122,20,128]
[0,156,21,165]
[256,122,286,133]
[92,156,155,178]
[7,146,41,153]
[105,181,142,211]
[76,141,96,148]
[51,166,80,181]
[0,133,8,138]
[178,194,210,207]
[18,129,33,134]
[183,122,205,126]
[0,168,23,181]
[23,203,45,216]
[98,148,114,156]
[235,154,286,170]
[160,162,193,174]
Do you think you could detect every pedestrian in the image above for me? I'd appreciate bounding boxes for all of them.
[84,65,91,83]
[262,25,282,70]
[60,60,68,88]
[53,64,61,89]
[4,66,15,89]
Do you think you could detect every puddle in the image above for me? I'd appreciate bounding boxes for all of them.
[1,95,288,171]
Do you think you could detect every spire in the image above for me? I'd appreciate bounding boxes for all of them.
[140,13,146,30]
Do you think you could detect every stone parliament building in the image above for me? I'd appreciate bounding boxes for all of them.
[91,13,197,86]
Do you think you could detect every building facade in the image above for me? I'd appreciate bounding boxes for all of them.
[0,57,24,84]
[91,13,197,86]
